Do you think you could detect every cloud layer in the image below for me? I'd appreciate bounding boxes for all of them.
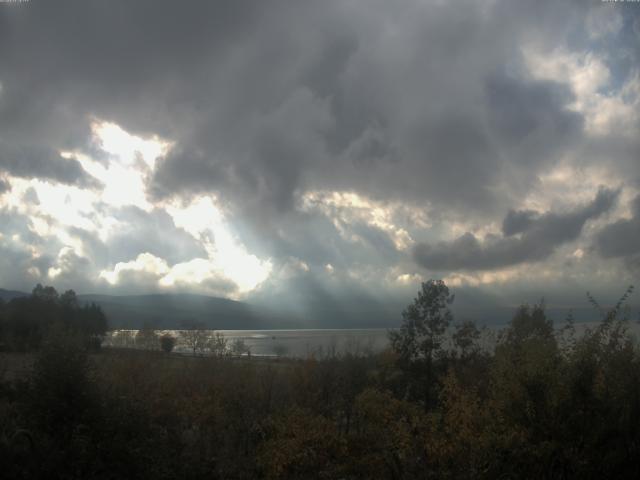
[414,188,619,271]
[595,194,640,267]
[0,1,638,322]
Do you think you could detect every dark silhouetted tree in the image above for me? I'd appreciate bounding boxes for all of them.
[452,320,481,359]
[29,329,98,437]
[501,302,554,347]
[160,334,176,353]
[59,289,79,309]
[32,284,59,303]
[389,279,454,406]
[0,285,107,351]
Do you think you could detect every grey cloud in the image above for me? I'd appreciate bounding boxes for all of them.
[234,207,401,276]
[22,187,39,205]
[95,266,238,298]
[106,207,208,265]
[152,85,334,222]
[66,227,110,269]
[594,194,640,259]
[0,0,266,195]
[0,176,8,194]
[66,207,208,269]
[343,124,397,168]
[0,206,44,246]
[252,212,350,269]
[485,73,583,167]
[0,209,58,289]
[414,188,619,271]
[0,240,39,291]
[502,209,539,236]
[96,269,167,296]
[0,0,638,320]
[0,141,98,187]
[1,0,596,224]
[349,222,400,261]
[47,248,94,292]
[150,146,228,200]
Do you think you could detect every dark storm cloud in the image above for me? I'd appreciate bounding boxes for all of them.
[485,73,583,167]
[502,209,539,237]
[594,194,640,259]
[0,0,638,317]
[150,145,229,200]
[0,0,594,226]
[413,188,619,271]
[0,141,97,187]
[0,0,269,196]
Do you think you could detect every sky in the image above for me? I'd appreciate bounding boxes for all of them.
[0,0,639,325]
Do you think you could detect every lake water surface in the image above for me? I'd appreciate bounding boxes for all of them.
[105,320,640,358]
[106,328,392,357]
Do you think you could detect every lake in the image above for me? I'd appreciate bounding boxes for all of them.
[105,320,640,358]
[105,328,392,357]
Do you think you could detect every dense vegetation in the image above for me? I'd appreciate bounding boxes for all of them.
[0,285,107,351]
[0,281,639,479]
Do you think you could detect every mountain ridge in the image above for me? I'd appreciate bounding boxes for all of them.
[78,292,297,330]
[0,288,28,302]
[0,289,297,329]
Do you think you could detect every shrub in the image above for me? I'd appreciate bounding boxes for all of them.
[160,334,176,354]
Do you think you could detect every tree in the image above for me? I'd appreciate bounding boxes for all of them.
[231,338,250,357]
[136,323,158,350]
[80,302,108,350]
[389,280,454,365]
[258,408,347,479]
[32,284,59,303]
[500,302,554,347]
[159,334,176,353]
[59,289,79,309]
[452,320,481,359]
[180,321,211,355]
[389,279,454,406]
[0,298,5,348]
[1,285,108,351]
[490,302,561,458]
[30,328,98,436]
[208,331,228,357]
[350,388,425,478]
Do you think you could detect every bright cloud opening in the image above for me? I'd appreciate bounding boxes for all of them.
[0,119,272,297]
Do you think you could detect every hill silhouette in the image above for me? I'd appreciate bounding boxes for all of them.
[77,292,296,330]
[1,289,298,329]
[0,288,28,302]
